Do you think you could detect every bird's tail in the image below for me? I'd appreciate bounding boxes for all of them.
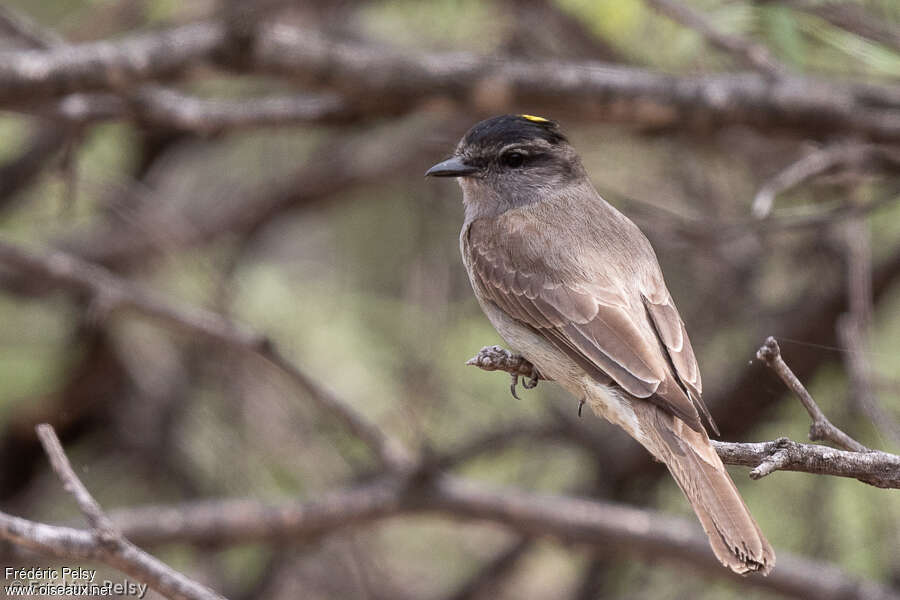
[637,403,775,575]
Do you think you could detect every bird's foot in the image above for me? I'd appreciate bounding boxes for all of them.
[578,398,586,418]
[466,345,544,399]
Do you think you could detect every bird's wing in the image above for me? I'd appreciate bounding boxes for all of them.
[467,224,706,433]
[641,284,717,434]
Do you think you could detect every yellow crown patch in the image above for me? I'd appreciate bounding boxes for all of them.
[519,114,550,123]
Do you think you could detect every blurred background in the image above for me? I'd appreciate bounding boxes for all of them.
[0,0,898,598]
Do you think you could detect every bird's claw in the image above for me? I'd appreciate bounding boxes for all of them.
[578,398,586,418]
[509,373,521,400]
[466,345,542,399]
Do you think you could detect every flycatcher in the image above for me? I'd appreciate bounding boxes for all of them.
[426,114,774,575]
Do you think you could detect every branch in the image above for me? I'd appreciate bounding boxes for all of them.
[643,0,787,76]
[756,336,869,452]
[35,87,358,132]
[712,438,900,488]
[0,240,412,472]
[35,424,119,544]
[0,22,225,104]
[5,429,896,598]
[0,20,898,140]
[250,23,900,142]
[752,143,900,218]
[0,7,355,134]
[73,476,897,600]
[3,424,227,600]
[466,342,900,486]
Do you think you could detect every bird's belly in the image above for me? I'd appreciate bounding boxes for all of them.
[481,301,645,440]
[580,377,646,442]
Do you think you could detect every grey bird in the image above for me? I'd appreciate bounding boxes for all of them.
[426,114,774,575]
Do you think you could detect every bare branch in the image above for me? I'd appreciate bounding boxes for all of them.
[712,438,900,488]
[34,87,357,132]
[252,23,900,141]
[756,336,870,452]
[644,0,787,77]
[752,143,900,218]
[0,21,897,140]
[0,240,412,472]
[0,22,224,103]
[35,424,119,545]
[466,341,900,486]
[6,427,897,597]
[87,476,899,600]
[8,424,227,600]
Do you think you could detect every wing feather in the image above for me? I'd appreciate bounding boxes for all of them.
[468,228,706,432]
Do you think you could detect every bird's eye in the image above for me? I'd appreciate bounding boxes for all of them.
[501,152,525,168]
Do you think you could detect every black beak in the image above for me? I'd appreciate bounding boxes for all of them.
[425,156,478,178]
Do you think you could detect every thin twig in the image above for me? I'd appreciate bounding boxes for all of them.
[756,336,870,452]
[35,424,119,546]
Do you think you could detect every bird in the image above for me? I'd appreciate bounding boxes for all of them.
[425,114,774,575]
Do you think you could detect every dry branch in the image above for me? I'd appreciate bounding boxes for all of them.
[36,87,357,132]
[711,438,900,488]
[466,342,900,487]
[0,21,898,140]
[0,23,223,103]
[0,250,897,597]
[755,336,869,452]
[252,23,900,141]
[61,475,895,600]
[0,424,228,600]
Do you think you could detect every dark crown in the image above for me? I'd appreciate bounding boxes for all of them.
[461,114,567,149]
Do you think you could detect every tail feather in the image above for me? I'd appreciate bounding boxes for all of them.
[637,403,775,575]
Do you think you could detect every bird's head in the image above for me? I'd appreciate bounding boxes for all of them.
[426,114,585,219]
